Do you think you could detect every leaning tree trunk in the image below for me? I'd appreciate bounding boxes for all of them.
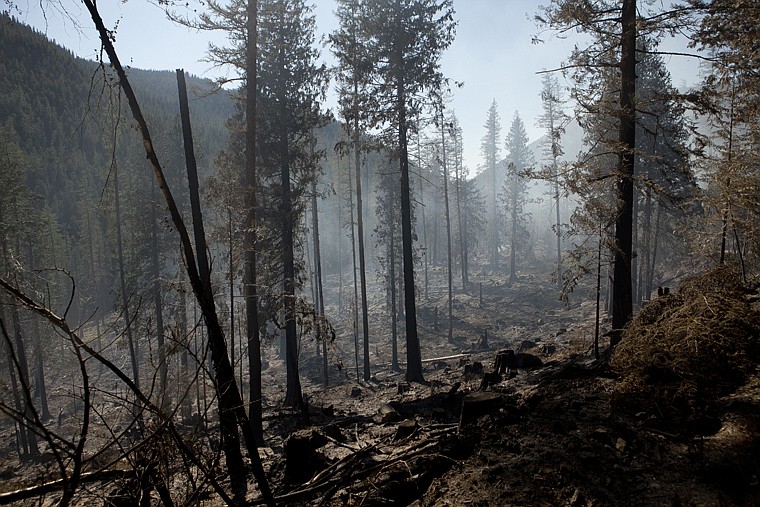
[74,8,275,496]
[177,70,248,502]
[151,181,168,411]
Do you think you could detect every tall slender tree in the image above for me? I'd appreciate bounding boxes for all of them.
[244,0,265,444]
[435,101,454,343]
[256,0,327,406]
[503,112,535,282]
[481,100,502,270]
[538,74,567,290]
[351,0,456,383]
[449,113,469,290]
[331,0,374,381]
[537,0,638,336]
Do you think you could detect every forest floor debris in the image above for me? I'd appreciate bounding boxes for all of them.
[1,268,759,505]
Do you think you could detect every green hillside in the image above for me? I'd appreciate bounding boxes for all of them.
[0,13,234,237]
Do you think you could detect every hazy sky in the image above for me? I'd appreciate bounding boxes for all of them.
[17,0,701,175]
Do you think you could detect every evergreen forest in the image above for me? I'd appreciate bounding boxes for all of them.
[1,1,759,505]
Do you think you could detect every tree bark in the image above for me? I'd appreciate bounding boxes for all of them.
[244,0,265,446]
[151,181,168,411]
[452,126,468,290]
[347,160,361,380]
[278,81,303,407]
[177,69,248,502]
[310,162,328,386]
[611,0,636,338]
[397,77,424,384]
[353,116,371,383]
[438,108,454,344]
[389,212,400,372]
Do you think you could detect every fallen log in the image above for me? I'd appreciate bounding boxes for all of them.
[421,353,472,363]
[0,470,133,505]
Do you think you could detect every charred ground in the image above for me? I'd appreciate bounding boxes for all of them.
[1,267,759,506]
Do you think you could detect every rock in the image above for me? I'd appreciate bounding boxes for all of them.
[541,344,557,355]
[519,340,536,350]
[515,352,543,369]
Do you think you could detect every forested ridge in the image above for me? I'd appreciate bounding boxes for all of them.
[1,1,760,505]
[0,13,233,232]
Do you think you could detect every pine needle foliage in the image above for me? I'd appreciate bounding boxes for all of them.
[611,266,760,424]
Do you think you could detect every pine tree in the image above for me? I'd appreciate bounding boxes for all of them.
[354,0,455,383]
[331,0,374,381]
[502,112,535,282]
[538,74,568,290]
[481,100,502,270]
[256,0,328,406]
[537,0,638,336]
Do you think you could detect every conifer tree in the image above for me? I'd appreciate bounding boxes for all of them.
[538,74,568,290]
[481,100,502,270]
[331,0,374,381]
[352,0,455,383]
[502,111,535,282]
[537,0,637,335]
[256,0,327,406]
